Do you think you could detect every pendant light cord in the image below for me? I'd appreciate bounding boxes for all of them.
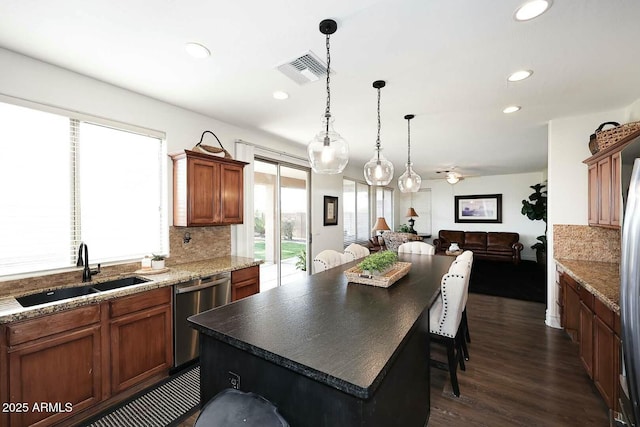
[325,33,331,136]
[407,117,412,164]
[376,87,381,160]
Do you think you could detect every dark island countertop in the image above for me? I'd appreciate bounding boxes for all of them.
[189,253,453,399]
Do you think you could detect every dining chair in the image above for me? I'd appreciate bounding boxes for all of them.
[452,250,474,348]
[312,250,347,274]
[397,241,435,255]
[343,243,370,262]
[429,267,468,397]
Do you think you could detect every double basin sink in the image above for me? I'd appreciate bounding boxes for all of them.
[16,277,151,308]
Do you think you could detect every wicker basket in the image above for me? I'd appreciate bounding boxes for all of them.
[596,121,640,152]
[344,262,411,288]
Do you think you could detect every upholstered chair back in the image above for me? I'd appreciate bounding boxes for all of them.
[397,241,435,255]
[429,270,467,338]
[343,243,370,262]
[313,250,347,274]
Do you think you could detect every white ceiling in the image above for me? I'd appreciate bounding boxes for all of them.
[1,0,639,179]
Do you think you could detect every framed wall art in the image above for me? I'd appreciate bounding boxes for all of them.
[324,196,338,226]
[454,194,502,223]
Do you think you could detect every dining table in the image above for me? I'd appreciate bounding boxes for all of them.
[188,252,453,426]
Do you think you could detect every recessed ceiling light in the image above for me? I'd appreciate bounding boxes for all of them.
[184,42,210,59]
[503,105,522,114]
[508,70,533,82]
[273,91,289,100]
[514,0,552,21]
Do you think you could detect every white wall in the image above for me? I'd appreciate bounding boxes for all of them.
[419,172,546,261]
[0,48,323,254]
[546,107,627,327]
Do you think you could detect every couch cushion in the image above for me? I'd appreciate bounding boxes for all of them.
[438,230,465,247]
[463,232,487,251]
[487,232,519,248]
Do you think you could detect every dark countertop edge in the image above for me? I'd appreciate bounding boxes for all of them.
[555,258,620,315]
[0,257,263,324]
[189,300,431,400]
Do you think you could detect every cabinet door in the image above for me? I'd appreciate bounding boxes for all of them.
[611,151,622,227]
[588,163,599,226]
[563,275,580,342]
[594,315,617,409]
[579,300,594,378]
[110,304,172,393]
[220,163,244,224]
[8,325,101,427]
[232,266,260,301]
[598,157,612,225]
[188,156,221,225]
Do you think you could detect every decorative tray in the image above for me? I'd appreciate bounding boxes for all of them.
[344,262,411,288]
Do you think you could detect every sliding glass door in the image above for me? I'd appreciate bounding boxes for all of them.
[254,159,310,290]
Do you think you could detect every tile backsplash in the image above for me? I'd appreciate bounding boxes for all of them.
[0,225,231,298]
[553,224,621,263]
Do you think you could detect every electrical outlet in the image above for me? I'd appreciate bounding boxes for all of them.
[228,371,240,390]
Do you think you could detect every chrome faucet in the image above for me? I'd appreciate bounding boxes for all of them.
[77,243,100,282]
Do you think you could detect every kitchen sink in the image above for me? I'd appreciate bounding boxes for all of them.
[16,285,100,308]
[16,277,151,308]
[92,277,150,292]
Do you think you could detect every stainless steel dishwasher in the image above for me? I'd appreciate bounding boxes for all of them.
[174,272,231,368]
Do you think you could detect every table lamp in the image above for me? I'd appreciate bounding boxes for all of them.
[372,217,391,236]
[406,207,419,234]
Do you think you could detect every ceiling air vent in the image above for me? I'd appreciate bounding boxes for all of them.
[277,51,329,85]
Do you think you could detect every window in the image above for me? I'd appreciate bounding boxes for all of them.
[0,100,166,277]
[376,187,394,230]
[343,178,370,246]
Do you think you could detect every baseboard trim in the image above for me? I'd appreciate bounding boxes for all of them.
[545,310,562,329]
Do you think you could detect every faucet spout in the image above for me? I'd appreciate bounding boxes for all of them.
[77,243,100,282]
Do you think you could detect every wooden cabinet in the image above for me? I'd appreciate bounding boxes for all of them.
[559,271,621,411]
[584,129,640,228]
[109,287,172,393]
[4,305,102,427]
[171,150,247,227]
[231,265,260,301]
[1,287,173,427]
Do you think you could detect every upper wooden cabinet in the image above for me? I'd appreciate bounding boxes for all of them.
[584,129,640,229]
[171,150,247,226]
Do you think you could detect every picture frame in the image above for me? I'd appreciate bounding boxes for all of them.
[324,196,338,226]
[454,194,502,223]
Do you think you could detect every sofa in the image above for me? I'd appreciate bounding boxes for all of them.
[380,231,424,253]
[433,230,523,264]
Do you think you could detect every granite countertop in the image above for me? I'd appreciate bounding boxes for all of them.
[555,258,620,314]
[0,256,262,324]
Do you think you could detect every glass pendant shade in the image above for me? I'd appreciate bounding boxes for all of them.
[308,114,349,174]
[398,162,422,193]
[364,149,394,185]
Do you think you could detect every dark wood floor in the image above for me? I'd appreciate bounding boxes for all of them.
[178,293,610,427]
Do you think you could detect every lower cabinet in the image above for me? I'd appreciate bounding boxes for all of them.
[109,287,173,393]
[560,271,620,411]
[231,266,260,301]
[2,287,173,427]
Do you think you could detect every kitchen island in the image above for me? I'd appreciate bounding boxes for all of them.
[189,253,453,426]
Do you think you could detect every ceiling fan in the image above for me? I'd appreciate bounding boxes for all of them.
[435,168,464,184]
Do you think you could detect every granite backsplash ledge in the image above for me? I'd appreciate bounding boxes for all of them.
[0,225,232,298]
[554,224,620,263]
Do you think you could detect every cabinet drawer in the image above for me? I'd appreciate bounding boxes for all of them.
[232,266,259,284]
[579,285,594,310]
[7,304,101,347]
[594,297,615,330]
[110,287,171,318]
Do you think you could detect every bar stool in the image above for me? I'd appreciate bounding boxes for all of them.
[195,388,289,427]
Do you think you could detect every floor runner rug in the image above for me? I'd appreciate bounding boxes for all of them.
[84,365,199,427]
[468,259,546,303]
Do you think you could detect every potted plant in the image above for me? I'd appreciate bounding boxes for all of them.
[358,251,398,276]
[295,249,307,272]
[521,182,547,267]
[151,254,166,270]
[397,224,411,233]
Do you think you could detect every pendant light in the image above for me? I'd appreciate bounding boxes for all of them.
[307,19,349,174]
[363,80,394,186]
[398,114,422,192]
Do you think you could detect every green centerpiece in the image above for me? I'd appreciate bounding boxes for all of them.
[358,251,398,276]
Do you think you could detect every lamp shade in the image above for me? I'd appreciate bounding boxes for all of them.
[372,217,391,232]
[405,207,418,218]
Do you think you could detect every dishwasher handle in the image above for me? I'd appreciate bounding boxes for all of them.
[175,274,230,294]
